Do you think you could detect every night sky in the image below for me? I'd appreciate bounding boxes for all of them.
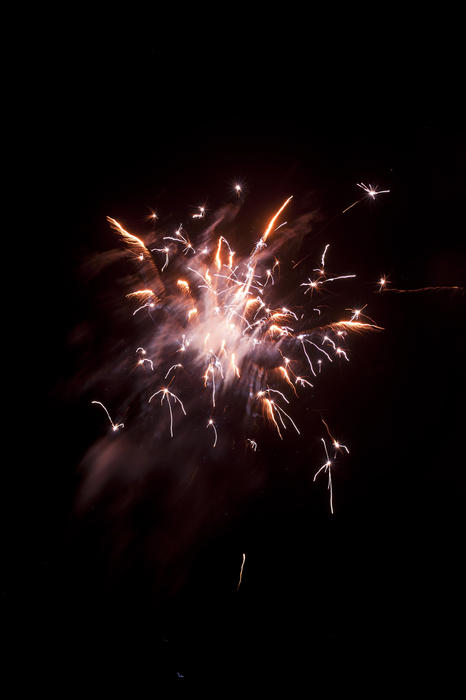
[14,25,465,685]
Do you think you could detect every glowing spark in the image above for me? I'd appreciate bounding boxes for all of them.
[237,553,246,591]
[133,302,156,316]
[126,289,155,299]
[165,364,182,379]
[192,206,205,219]
[313,438,335,514]
[295,376,313,388]
[177,279,191,294]
[215,236,224,271]
[262,196,293,244]
[278,365,297,395]
[262,396,300,438]
[231,353,241,378]
[336,347,349,361]
[263,268,274,287]
[148,388,186,438]
[380,285,463,294]
[330,320,384,332]
[357,182,390,199]
[91,401,124,432]
[138,358,154,371]
[343,183,390,214]
[298,336,317,376]
[321,243,330,270]
[260,387,289,404]
[107,217,149,257]
[247,439,257,451]
[151,246,170,271]
[207,418,218,447]
[378,276,388,292]
[164,226,195,254]
[322,418,349,456]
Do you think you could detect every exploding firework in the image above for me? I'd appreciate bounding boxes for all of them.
[342,182,390,214]
[90,186,388,514]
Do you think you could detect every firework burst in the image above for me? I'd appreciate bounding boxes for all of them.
[90,186,388,514]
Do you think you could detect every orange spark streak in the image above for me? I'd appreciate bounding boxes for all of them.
[236,553,246,591]
[264,398,282,439]
[278,366,297,395]
[262,196,293,243]
[126,289,155,298]
[215,237,223,271]
[231,353,240,378]
[330,320,384,332]
[107,217,148,254]
[381,286,462,294]
[177,279,191,294]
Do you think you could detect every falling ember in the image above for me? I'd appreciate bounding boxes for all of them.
[106,217,149,256]
[260,196,293,246]
[207,418,218,447]
[91,401,124,432]
[215,236,223,271]
[177,279,191,294]
[138,357,154,371]
[148,388,186,438]
[151,246,170,271]
[378,276,388,292]
[321,418,350,457]
[193,206,205,219]
[342,182,390,214]
[237,553,246,591]
[313,438,335,514]
[379,283,462,294]
[126,289,155,299]
[329,320,384,332]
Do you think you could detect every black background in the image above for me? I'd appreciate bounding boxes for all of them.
[11,18,466,686]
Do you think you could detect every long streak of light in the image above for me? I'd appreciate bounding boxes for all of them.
[380,285,462,294]
[207,418,218,447]
[313,438,334,514]
[343,183,390,214]
[148,388,186,437]
[91,400,124,432]
[107,217,149,257]
[237,553,246,591]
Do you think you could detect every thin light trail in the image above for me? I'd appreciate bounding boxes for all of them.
[148,388,186,437]
[91,401,124,432]
[207,418,218,447]
[321,418,349,456]
[342,183,390,214]
[236,553,246,591]
[380,285,462,294]
[313,438,334,514]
